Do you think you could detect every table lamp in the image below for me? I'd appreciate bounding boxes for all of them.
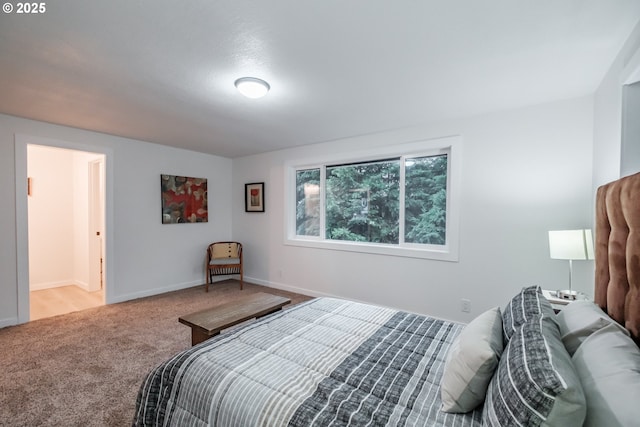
[548,229,594,300]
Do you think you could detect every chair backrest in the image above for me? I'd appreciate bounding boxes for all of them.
[209,242,242,260]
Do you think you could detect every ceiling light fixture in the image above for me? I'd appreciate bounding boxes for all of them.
[234,77,270,99]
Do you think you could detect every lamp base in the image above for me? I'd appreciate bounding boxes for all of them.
[557,289,578,300]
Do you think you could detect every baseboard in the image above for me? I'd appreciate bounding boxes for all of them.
[30,280,73,291]
[30,280,91,292]
[72,281,90,291]
[244,276,338,299]
[243,276,421,316]
[247,277,460,325]
[0,316,18,329]
[109,279,203,304]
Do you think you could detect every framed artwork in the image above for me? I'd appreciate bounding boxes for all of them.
[245,182,265,212]
[161,174,208,223]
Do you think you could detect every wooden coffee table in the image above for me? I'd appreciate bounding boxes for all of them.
[179,292,291,346]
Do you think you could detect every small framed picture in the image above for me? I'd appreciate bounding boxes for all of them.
[245,182,265,212]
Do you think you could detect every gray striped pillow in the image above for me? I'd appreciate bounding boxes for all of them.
[483,316,586,426]
[502,285,556,343]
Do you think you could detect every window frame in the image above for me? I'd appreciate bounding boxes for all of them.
[285,135,461,261]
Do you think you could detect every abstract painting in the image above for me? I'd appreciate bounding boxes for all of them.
[161,174,208,223]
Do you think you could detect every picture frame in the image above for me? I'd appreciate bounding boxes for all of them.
[245,182,265,212]
[161,174,208,224]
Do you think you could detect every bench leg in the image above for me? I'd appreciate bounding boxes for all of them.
[191,328,218,346]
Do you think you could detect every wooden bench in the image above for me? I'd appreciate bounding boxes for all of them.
[178,292,291,346]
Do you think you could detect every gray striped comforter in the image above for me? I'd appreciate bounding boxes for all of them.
[133,298,483,426]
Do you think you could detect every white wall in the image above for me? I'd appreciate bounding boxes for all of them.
[593,21,640,188]
[27,145,104,291]
[232,96,595,322]
[72,150,103,289]
[0,113,233,327]
[5,20,637,326]
[27,145,76,289]
[621,82,640,177]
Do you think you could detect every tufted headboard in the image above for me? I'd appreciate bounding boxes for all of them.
[594,171,640,343]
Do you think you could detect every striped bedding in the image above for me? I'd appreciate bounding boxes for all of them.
[133,297,483,426]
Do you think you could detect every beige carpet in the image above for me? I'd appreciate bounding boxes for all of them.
[0,281,312,426]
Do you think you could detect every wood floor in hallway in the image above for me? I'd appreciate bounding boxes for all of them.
[30,285,104,320]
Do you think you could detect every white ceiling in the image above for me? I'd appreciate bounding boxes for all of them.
[1,1,639,158]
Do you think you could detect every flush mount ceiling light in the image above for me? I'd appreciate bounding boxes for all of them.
[234,77,270,99]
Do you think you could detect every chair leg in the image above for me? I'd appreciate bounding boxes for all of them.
[239,271,243,290]
[205,268,210,292]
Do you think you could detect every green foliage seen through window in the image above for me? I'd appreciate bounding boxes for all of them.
[295,154,447,246]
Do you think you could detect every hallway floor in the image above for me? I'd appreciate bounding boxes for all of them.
[30,285,104,320]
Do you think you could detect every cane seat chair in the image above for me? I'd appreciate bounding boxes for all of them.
[206,242,243,291]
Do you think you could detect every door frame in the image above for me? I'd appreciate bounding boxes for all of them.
[15,134,114,323]
[88,158,105,293]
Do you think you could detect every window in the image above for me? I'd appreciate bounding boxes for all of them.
[404,154,447,245]
[326,159,400,244]
[287,136,460,261]
[296,168,320,236]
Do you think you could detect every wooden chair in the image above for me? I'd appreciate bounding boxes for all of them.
[206,242,243,291]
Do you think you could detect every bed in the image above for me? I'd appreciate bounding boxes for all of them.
[134,172,640,427]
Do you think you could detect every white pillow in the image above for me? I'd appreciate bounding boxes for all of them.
[572,323,640,427]
[440,307,503,413]
[556,301,629,355]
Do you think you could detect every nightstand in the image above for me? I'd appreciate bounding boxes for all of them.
[542,289,589,313]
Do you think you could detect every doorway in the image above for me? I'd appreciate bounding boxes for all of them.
[27,144,106,320]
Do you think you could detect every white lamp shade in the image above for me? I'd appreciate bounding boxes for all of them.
[548,229,594,260]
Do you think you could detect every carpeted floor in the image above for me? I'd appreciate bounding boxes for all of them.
[0,280,313,426]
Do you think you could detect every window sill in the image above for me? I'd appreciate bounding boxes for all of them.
[284,237,458,262]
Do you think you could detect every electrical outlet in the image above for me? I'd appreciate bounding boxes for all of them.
[461,298,471,313]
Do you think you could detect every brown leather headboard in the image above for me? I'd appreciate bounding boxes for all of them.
[595,171,640,343]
